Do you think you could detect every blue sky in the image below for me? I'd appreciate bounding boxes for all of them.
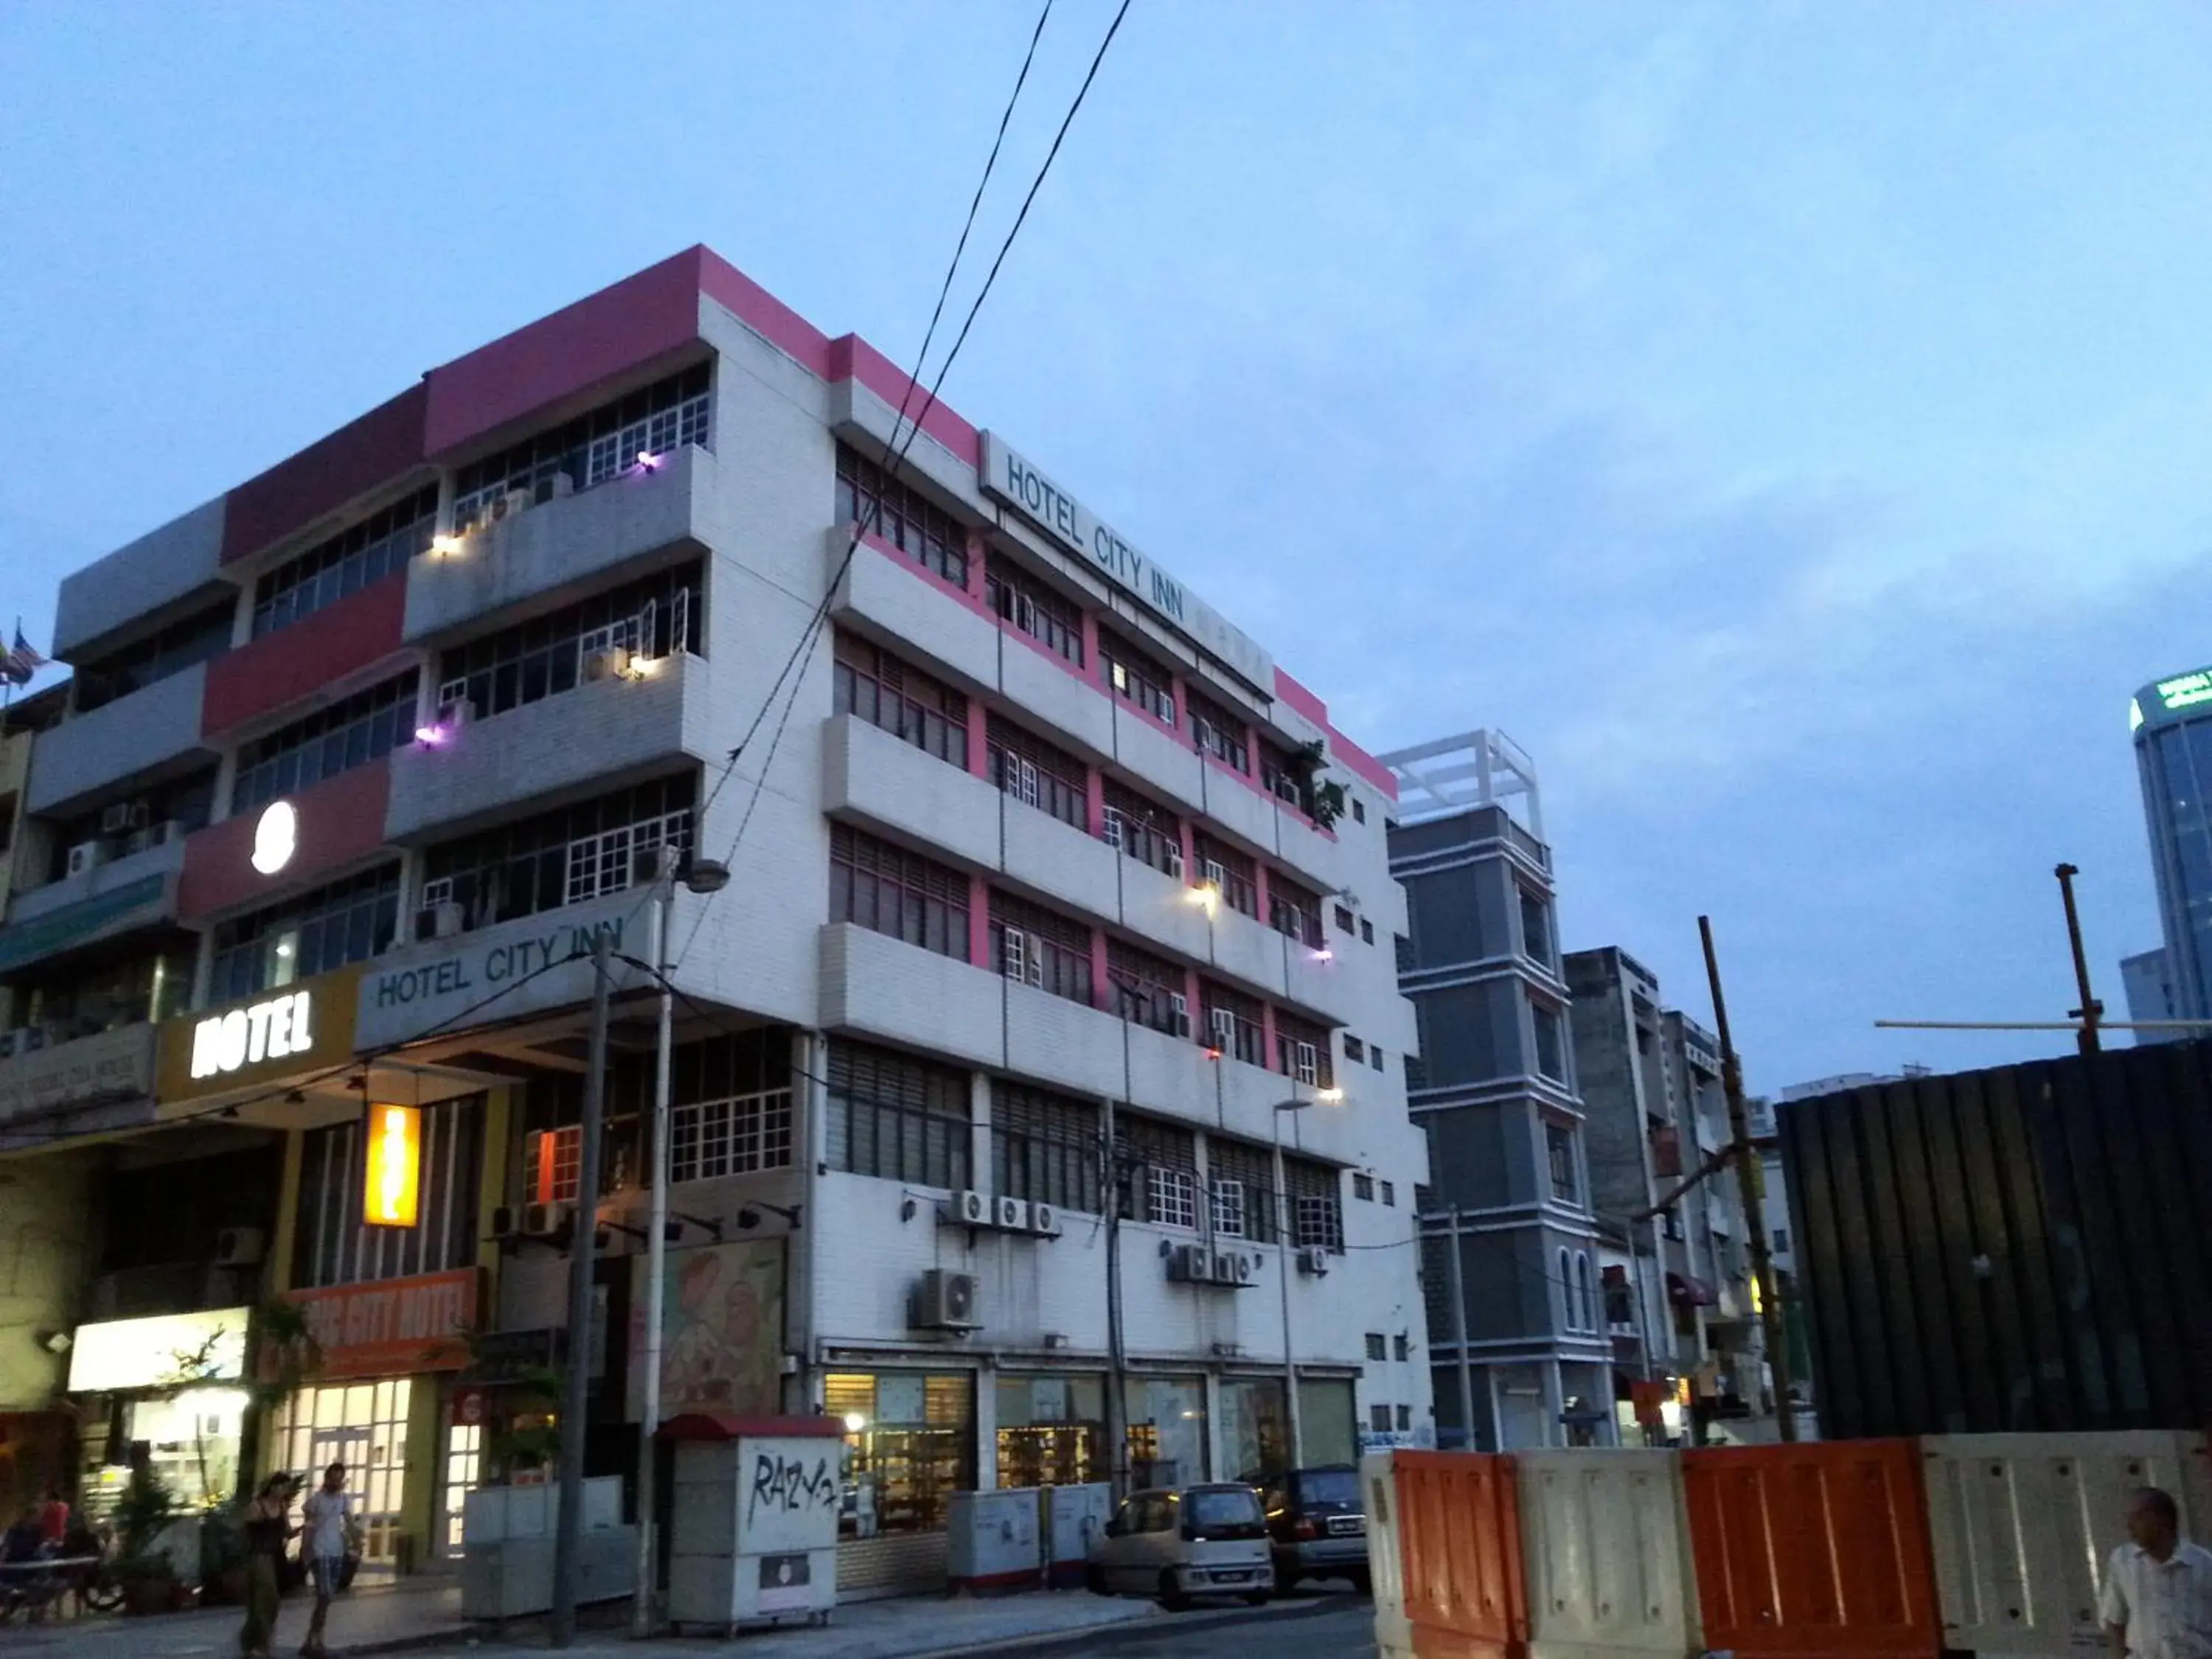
[5,2,2208,1091]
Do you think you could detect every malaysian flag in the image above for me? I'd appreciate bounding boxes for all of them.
[2,628,46,686]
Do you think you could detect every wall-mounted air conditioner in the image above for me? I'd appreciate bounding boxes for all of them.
[66,841,107,878]
[582,647,629,683]
[214,1227,265,1267]
[1162,844,1185,880]
[945,1189,991,1228]
[100,802,133,835]
[1167,1243,1215,1284]
[1208,1009,1237,1051]
[1168,994,1191,1039]
[521,1202,571,1239]
[1029,1203,1061,1238]
[1298,1245,1331,1277]
[914,1267,980,1331]
[995,1196,1031,1233]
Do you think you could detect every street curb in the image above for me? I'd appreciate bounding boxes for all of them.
[915,1594,1355,1659]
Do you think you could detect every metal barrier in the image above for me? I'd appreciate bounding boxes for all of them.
[1681,1439,1941,1659]
[1394,1450,1528,1659]
[1517,1450,1701,1659]
[1923,1431,2212,1659]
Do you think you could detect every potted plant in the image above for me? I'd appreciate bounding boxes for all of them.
[198,1500,250,1606]
[113,1466,180,1616]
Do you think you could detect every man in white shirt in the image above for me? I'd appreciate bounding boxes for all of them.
[2102,1487,2212,1659]
[298,1462,358,1659]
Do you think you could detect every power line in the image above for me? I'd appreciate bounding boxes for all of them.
[674,0,1133,970]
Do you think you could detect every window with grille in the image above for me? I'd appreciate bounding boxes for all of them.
[1207,1138,1276,1244]
[987,714,1087,830]
[1186,689,1249,773]
[1192,836,1256,917]
[1344,1034,1366,1063]
[833,630,967,769]
[420,776,693,934]
[671,1089,796,1183]
[1335,905,1356,935]
[1259,742,1305,810]
[209,863,402,1001]
[233,670,420,815]
[1199,981,1265,1065]
[991,1083,1102,1214]
[825,1040,971,1189]
[1099,628,1175,723]
[74,600,234,712]
[1100,779,1183,880]
[436,561,702,723]
[830,824,971,961]
[1275,1011,1333,1089]
[524,1125,582,1204]
[1533,1001,1568,1084]
[989,890,1093,1005]
[985,552,1083,665]
[835,444,968,588]
[1286,1156,1343,1251]
[1380,1180,1396,1207]
[1545,1121,1579,1203]
[452,362,712,531]
[1114,1116,1196,1228]
[1270,874,1324,947]
[252,486,439,639]
[1352,1173,1374,1201]
[1364,1332,1386,1361]
[1209,1178,1245,1239]
[1368,1404,1391,1433]
[1107,939,1189,1035]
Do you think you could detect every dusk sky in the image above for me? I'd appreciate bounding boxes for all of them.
[6,3,2208,1093]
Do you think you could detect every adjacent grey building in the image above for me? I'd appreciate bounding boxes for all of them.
[1384,731,1612,1450]
[2129,666,2212,1033]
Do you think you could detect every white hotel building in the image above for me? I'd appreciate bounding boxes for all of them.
[0,247,1429,1590]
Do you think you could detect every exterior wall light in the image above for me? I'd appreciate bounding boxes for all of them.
[428,534,464,558]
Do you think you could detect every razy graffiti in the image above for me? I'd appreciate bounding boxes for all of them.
[747,1451,837,1523]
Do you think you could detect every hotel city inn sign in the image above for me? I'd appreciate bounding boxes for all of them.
[156,965,363,1107]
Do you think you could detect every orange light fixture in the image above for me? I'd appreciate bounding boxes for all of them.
[364,1104,422,1228]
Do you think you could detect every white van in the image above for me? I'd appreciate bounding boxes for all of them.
[1086,1484,1274,1609]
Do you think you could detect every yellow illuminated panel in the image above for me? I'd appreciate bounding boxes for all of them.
[364,1105,422,1228]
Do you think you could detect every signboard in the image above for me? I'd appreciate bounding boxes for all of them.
[978,431,1274,692]
[286,1268,478,1380]
[69,1307,252,1394]
[362,1105,422,1228]
[0,874,169,975]
[355,895,639,1052]
[0,1023,156,1124]
[156,964,362,1108]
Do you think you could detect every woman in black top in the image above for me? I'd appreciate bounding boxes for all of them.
[239,1475,296,1659]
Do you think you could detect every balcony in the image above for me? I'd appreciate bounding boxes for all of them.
[817,923,1001,1069]
[1113,856,1212,961]
[1,846,181,977]
[25,662,213,816]
[821,714,998,872]
[0,1020,158,1127]
[1001,804,1119,920]
[1105,708,1205,817]
[1206,906,1289,1001]
[1001,642,1111,759]
[1124,1020,1217,1130]
[52,498,227,662]
[403,446,716,647]
[1002,978,1126,1102]
[1193,765,1277,855]
[829,533,998,691]
[385,650,711,843]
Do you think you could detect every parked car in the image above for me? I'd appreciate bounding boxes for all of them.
[1260,1464,1370,1592]
[1086,1484,1274,1610]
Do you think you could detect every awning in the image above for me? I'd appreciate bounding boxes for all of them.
[1666,1271,1718,1307]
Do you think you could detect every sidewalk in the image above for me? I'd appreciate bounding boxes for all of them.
[0,1575,1349,1659]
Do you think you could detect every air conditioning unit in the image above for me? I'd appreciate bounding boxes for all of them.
[945,1189,990,1228]
[213,1227,265,1267]
[1202,858,1226,888]
[1029,1203,1061,1238]
[122,829,152,858]
[914,1267,981,1331]
[489,1206,522,1240]
[1298,1245,1331,1277]
[542,471,575,501]
[521,1202,571,1239]
[1208,1009,1237,1051]
[582,646,632,683]
[438,698,476,729]
[1193,717,1215,748]
[1167,993,1191,1039]
[66,841,107,877]
[425,902,464,940]
[100,802,133,835]
[995,1196,1031,1233]
[1166,1242,1212,1284]
[495,487,534,521]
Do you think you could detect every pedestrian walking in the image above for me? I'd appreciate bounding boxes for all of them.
[299,1462,358,1659]
[2101,1486,2212,1659]
[240,1475,296,1659]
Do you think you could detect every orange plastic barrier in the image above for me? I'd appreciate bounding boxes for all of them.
[1680,1440,1941,1659]
[1393,1450,1529,1659]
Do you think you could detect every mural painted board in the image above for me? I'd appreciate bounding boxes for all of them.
[628,1239,784,1420]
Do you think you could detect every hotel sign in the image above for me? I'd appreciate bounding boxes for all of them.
[355,894,639,1052]
[156,965,362,1107]
[978,431,1273,692]
[286,1268,479,1380]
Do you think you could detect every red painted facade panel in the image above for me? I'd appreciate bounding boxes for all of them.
[220,385,428,566]
[824,333,981,465]
[177,759,392,921]
[201,574,409,739]
[422,248,710,459]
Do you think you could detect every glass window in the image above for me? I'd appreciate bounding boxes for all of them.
[269,1380,414,1564]
[833,630,967,769]
[836,445,967,588]
[825,1040,970,1189]
[1115,1114,1197,1229]
[1186,689,1249,773]
[1127,1376,1206,1488]
[1270,874,1325,949]
[209,863,401,1001]
[453,362,712,530]
[825,1371,974,1536]
[233,671,420,815]
[991,1083,1102,1214]
[436,561,702,723]
[1206,1138,1276,1245]
[1364,1332,1386,1361]
[1099,629,1175,723]
[1286,1155,1343,1251]
[251,487,438,639]
[74,600,234,712]
[1352,1172,1374,1201]
[1546,1121,1579,1204]
[1517,884,1554,969]
[670,1087,795,1183]
[988,714,1088,831]
[1199,981,1265,1065]
[995,1374,1105,1489]
[1275,1011,1333,1089]
[421,774,695,936]
[985,553,1083,664]
[1100,779,1182,880]
[1533,1001,1567,1082]
[831,824,971,961]
[1192,836,1257,918]
[990,890,1093,1006]
[1107,938,1189,1036]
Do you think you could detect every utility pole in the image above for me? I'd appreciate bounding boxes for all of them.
[1270,1120,1304,1469]
[631,877,675,1637]
[1697,915,1795,1442]
[1102,1102,1130,1500]
[2055,863,2103,1055]
[551,930,611,1649]
[1443,1209,1475,1450]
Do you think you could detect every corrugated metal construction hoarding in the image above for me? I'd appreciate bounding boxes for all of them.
[1516,1450,1701,1659]
[1923,1431,2212,1659]
[1680,1440,1941,1659]
[1778,1040,2212,1439]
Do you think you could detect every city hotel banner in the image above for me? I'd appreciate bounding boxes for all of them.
[282,1269,479,1381]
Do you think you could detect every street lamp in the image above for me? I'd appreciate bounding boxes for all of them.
[1269,1088,1343,1471]
[632,850,730,1638]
